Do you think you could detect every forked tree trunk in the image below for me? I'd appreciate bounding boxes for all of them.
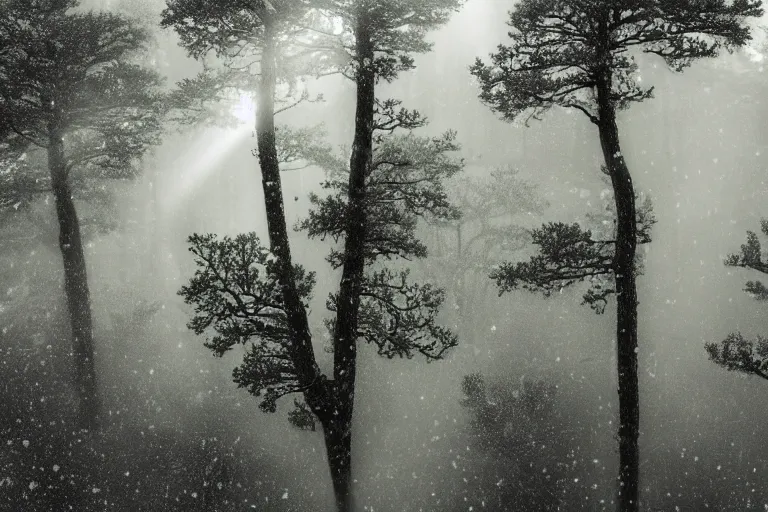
[596,78,640,512]
[254,10,376,511]
[48,122,99,432]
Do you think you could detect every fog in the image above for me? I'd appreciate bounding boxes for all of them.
[4,0,768,511]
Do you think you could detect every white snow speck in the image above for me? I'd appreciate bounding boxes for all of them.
[22,440,29,448]
[53,465,59,472]
[282,491,289,499]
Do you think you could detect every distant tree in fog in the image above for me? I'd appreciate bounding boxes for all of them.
[167,1,464,510]
[0,0,165,431]
[418,167,546,340]
[471,1,762,509]
[706,220,768,380]
[460,372,580,511]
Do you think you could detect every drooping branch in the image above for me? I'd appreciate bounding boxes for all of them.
[706,333,768,382]
[274,123,343,171]
[491,222,615,312]
[293,122,462,363]
[164,69,255,127]
[297,129,463,267]
[724,220,768,300]
[373,98,427,133]
[326,268,458,361]
[0,144,49,212]
[491,193,655,314]
[178,233,317,412]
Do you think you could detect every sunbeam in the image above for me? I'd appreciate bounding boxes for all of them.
[162,93,257,216]
[161,127,251,217]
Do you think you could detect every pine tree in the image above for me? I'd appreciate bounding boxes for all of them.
[0,0,165,431]
[471,1,761,509]
[166,1,463,509]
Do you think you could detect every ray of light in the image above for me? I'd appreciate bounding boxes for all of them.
[162,128,251,217]
[162,93,257,216]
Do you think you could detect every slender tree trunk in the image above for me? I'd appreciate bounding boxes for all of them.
[47,121,99,432]
[253,12,340,509]
[335,19,375,388]
[454,224,465,329]
[254,11,324,405]
[324,12,376,510]
[254,10,376,511]
[596,79,640,512]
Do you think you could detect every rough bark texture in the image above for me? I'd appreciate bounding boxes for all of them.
[47,118,99,432]
[323,417,353,512]
[596,75,640,512]
[254,14,350,511]
[325,12,376,512]
[255,14,326,411]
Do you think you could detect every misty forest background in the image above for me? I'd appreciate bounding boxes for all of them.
[3,0,768,511]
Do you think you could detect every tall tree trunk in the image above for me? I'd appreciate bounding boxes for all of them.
[324,11,376,510]
[254,11,324,407]
[596,79,640,512]
[253,11,339,508]
[47,122,99,432]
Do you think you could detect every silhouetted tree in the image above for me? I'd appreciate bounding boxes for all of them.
[471,1,761,509]
[167,1,464,509]
[179,126,462,510]
[707,220,768,380]
[0,0,165,431]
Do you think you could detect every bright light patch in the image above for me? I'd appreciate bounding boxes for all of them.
[746,47,765,63]
[232,93,256,125]
[161,90,259,221]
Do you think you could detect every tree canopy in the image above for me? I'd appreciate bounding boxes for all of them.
[0,2,165,175]
[179,122,464,413]
[470,0,762,125]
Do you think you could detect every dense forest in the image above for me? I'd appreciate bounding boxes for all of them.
[2,0,768,511]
